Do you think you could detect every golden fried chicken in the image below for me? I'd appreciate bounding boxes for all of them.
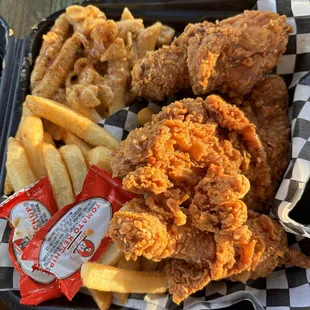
[132,11,292,101]
[108,200,310,304]
[108,198,254,271]
[189,165,249,233]
[237,76,290,212]
[131,45,189,101]
[111,95,270,217]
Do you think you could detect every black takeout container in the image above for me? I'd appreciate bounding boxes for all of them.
[0,0,301,309]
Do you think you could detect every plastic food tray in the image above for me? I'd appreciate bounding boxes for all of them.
[0,1,294,309]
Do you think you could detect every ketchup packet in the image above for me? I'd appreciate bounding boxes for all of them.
[0,177,61,305]
[22,165,137,301]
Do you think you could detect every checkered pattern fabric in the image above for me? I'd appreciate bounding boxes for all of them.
[2,0,310,309]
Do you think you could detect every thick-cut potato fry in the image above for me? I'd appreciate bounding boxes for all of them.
[15,104,33,140]
[140,257,159,272]
[156,24,175,47]
[115,257,141,304]
[63,131,92,159]
[137,107,154,126]
[6,138,36,192]
[117,19,144,39]
[32,34,81,99]
[31,14,71,90]
[81,263,168,294]
[42,143,74,209]
[4,175,13,196]
[26,95,119,149]
[42,119,65,141]
[121,7,134,21]
[137,22,162,59]
[87,146,113,173]
[101,38,127,62]
[97,242,123,266]
[20,116,47,179]
[60,145,88,195]
[43,132,56,147]
[66,87,102,123]
[89,290,112,310]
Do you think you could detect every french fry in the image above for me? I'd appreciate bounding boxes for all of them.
[137,107,154,126]
[4,175,13,196]
[15,104,33,140]
[19,116,47,179]
[101,38,127,62]
[6,138,36,192]
[97,242,123,266]
[121,7,134,21]
[87,146,113,173]
[42,143,74,209]
[116,19,144,40]
[156,25,175,47]
[115,257,141,305]
[42,119,65,141]
[43,132,56,147]
[81,263,168,294]
[137,22,162,59]
[63,131,92,160]
[89,290,112,310]
[26,95,119,149]
[32,34,81,99]
[30,14,71,90]
[60,145,88,196]
[140,257,159,272]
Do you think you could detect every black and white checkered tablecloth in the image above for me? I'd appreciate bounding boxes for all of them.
[2,0,310,309]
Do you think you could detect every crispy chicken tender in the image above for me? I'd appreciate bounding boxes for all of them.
[189,165,249,233]
[111,95,270,215]
[131,45,189,101]
[108,198,253,272]
[238,76,290,212]
[165,211,310,304]
[132,11,292,101]
[109,200,309,304]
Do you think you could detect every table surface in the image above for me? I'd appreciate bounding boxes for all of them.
[0,0,76,37]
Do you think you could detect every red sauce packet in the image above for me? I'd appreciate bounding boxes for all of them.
[0,177,61,305]
[22,165,137,301]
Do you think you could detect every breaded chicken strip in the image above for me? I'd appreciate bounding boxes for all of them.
[238,76,290,212]
[131,45,189,101]
[108,198,254,270]
[108,200,310,304]
[111,96,270,215]
[132,11,292,101]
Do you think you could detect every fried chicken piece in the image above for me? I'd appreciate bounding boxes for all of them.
[166,211,310,304]
[110,199,310,303]
[189,165,249,233]
[111,95,270,217]
[131,45,189,101]
[132,11,292,101]
[187,11,291,97]
[238,76,290,212]
[112,96,263,191]
[108,198,254,272]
